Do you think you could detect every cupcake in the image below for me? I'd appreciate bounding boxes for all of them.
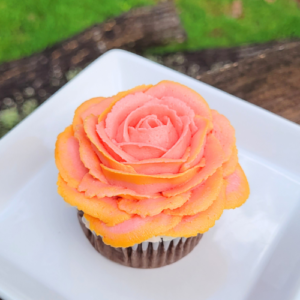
[55,80,250,268]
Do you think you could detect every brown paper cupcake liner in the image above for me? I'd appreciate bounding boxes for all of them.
[78,210,203,268]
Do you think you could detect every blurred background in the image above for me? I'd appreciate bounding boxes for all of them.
[1,0,300,62]
[1,0,300,137]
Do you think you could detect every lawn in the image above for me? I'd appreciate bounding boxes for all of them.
[0,0,300,63]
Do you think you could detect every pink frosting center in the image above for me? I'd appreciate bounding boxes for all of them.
[98,91,206,162]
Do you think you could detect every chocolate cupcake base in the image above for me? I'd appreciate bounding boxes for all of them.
[78,211,202,268]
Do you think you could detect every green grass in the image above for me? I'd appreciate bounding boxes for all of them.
[0,0,156,63]
[152,0,300,53]
[1,0,300,63]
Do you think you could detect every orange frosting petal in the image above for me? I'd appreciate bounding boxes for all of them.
[223,145,238,177]
[212,110,236,162]
[163,185,226,238]
[165,168,223,216]
[118,191,191,218]
[122,147,203,176]
[161,116,191,159]
[163,134,224,197]
[74,124,107,183]
[84,114,136,173]
[78,173,158,200]
[55,125,88,188]
[123,157,187,175]
[97,121,137,162]
[84,213,182,248]
[225,163,250,209]
[100,161,204,194]
[180,116,211,172]
[57,175,131,226]
[145,80,212,120]
[98,85,152,123]
[72,97,106,130]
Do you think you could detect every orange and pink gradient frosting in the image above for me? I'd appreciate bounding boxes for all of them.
[55,81,250,247]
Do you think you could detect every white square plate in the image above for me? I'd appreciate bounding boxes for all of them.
[1,50,300,300]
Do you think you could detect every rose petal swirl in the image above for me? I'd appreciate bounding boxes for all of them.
[55,81,250,247]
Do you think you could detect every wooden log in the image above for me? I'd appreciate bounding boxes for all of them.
[150,39,297,80]
[198,41,300,124]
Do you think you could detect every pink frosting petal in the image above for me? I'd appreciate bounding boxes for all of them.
[123,104,183,142]
[180,116,212,172]
[80,97,116,123]
[212,110,236,162]
[118,191,191,218]
[96,121,137,162]
[100,162,203,195]
[163,134,225,197]
[118,143,167,160]
[58,176,131,226]
[97,179,173,196]
[128,117,178,150]
[66,138,87,182]
[137,115,163,129]
[224,164,250,209]
[105,92,155,139]
[115,119,125,143]
[74,124,107,183]
[121,146,205,175]
[78,173,157,200]
[162,116,192,159]
[83,115,136,173]
[55,126,88,189]
[115,115,167,144]
[145,80,212,120]
[84,211,182,247]
[123,158,187,175]
[160,96,198,133]
[165,168,223,216]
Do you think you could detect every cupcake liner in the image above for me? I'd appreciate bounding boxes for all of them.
[78,211,202,268]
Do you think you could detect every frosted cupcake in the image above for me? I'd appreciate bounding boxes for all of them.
[55,81,250,268]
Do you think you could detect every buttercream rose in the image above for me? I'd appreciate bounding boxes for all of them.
[55,81,250,248]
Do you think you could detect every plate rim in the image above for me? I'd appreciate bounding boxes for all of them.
[1,49,300,300]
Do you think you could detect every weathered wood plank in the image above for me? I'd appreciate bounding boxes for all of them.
[198,41,300,124]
